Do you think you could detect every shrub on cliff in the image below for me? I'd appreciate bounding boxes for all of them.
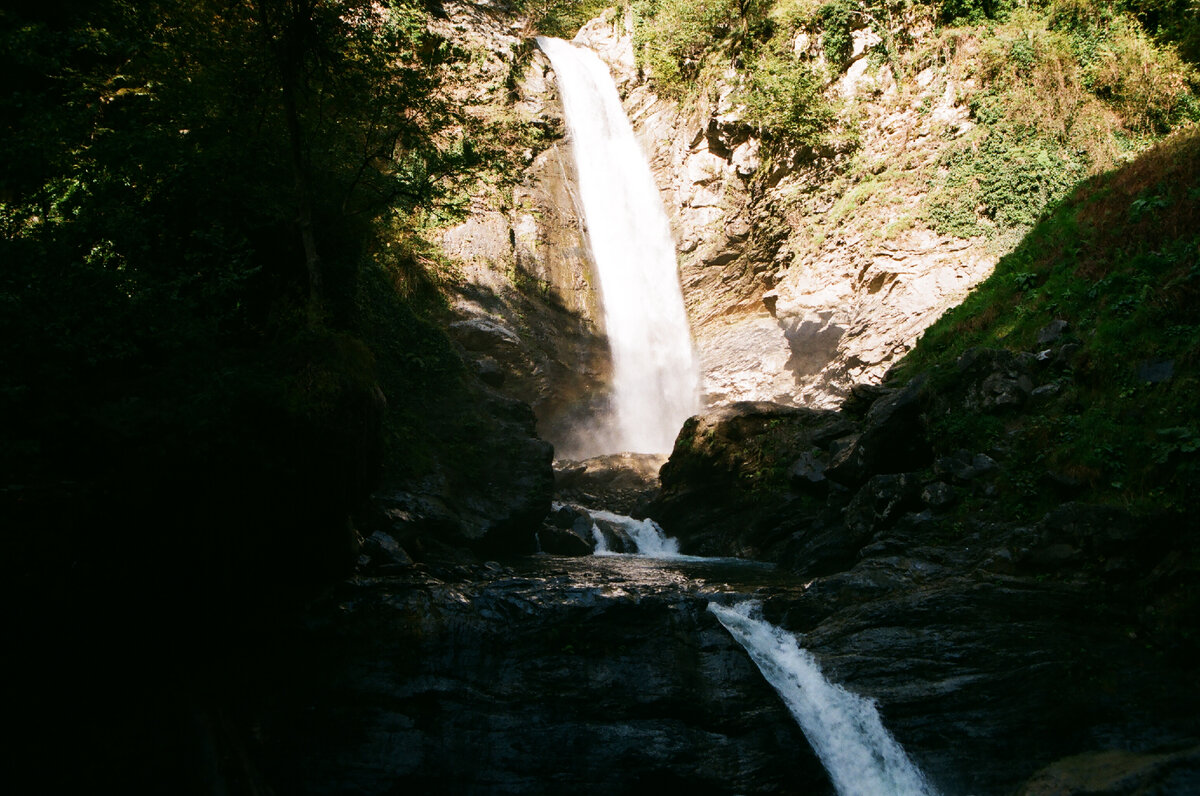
[918,3,1199,239]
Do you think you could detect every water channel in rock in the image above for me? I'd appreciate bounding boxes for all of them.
[257,513,948,795]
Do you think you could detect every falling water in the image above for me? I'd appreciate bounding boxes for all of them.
[709,601,938,796]
[588,508,682,557]
[536,37,700,454]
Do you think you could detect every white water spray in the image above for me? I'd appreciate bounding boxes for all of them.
[589,509,681,557]
[536,37,700,454]
[709,601,938,796]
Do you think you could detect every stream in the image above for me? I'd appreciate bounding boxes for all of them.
[255,513,945,795]
[253,492,1200,796]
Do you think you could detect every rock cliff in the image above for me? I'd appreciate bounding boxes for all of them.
[433,1,1195,450]
[430,2,614,457]
[429,4,1032,453]
[575,10,998,409]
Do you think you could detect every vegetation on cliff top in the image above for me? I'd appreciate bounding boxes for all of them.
[628,0,1199,240]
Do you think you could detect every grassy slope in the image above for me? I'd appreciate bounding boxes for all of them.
[894,126,1200,520]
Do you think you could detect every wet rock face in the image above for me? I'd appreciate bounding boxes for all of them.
[824,377,933,486]
[776,553,1200,796]
[552,452,667,516]
[432,3,614,458]
[253,563,833,795]
[369,387,554,558]
[648,338,1200,795]
[650,403,852,561]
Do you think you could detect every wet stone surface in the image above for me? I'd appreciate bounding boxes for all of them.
[251,549,1200,796]
[253,555,829,796]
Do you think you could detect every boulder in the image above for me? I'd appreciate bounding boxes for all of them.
[651,404,849,558]
[472,355,505,387]
[921,481,956,509]
[825,377,932,485]
[1036,319,1070,346]
[1138,359,1175,383]
[588,513,638,553]
[537,523,593,556]
[375,390,553,558]
[933,450,997,483]
[956,348,1037,411]
[788,450,828,489]
[553,452,666,516]
[843,472,923,539]
[355,528,412,573]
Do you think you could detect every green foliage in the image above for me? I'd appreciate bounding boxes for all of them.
[632,0,739,96]
[924,116,1085,238]
[520,0,618,38]
[623,0,1198,161]
[1119,0,1200,64]
[1084,18,1200,133]
[819,0,856,68]
[630,0,846,151]
[0,0,477,496]
[900,128,1200,516]
[741,51,834,146]
[936,0,1020,25]
[921,3,1198,239]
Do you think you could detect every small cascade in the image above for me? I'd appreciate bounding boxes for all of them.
[589,509,681,557]
[567,504,682,557]
[536,37,699,455]
[590,521,611,554]
[708,601,938,796]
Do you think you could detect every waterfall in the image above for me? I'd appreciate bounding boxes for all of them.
[590,521,611,554]
[589,508,681,557]
[708,602,938,796]
[536,37,700,455]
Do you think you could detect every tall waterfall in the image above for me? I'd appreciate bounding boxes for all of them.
[537,37,700,454]
[709,602,938,796]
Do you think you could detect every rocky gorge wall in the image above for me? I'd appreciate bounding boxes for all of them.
[429,1,650,458]
[433,3,1007,452]
[432,0,1197,458]
[574,9,999,408]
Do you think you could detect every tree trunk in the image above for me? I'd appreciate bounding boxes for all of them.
[281,72,323,316]
[256,0,323,322]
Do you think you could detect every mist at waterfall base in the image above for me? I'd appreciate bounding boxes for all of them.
[709,602,939,796]
[537,37,699,456]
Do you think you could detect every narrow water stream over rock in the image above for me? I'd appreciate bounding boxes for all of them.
[266,489,1200,795]
[257,500,962,796]
[257,550,837,794]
